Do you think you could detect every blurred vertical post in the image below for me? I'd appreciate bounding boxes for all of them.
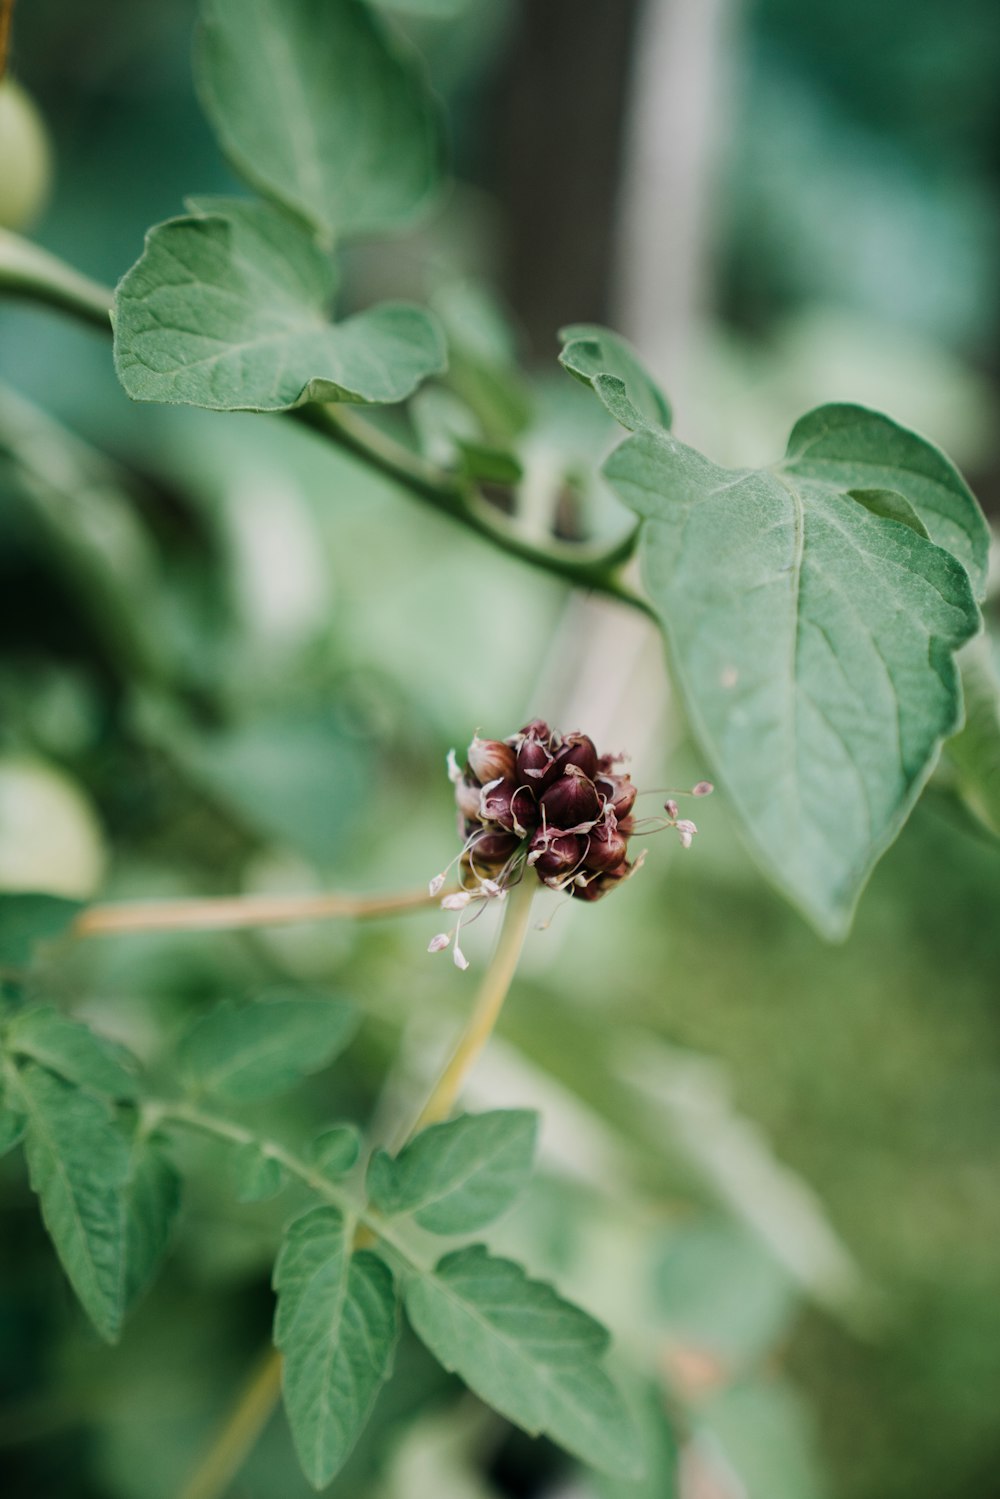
[613,0,739,414]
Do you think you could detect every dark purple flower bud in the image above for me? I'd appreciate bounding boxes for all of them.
[596,773,636,819]
[480,778,536,834]
[467,736,516,784]
[519,718,554,745]
[540,764,601,828]
[545,732,598,786]
[517,731,554,782]
[467,829,520,867]
[586,820,629,872]
[530,831,584,879]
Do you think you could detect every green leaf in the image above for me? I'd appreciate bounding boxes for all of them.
[195,0,443,240]
[784,404,989,597]
[593,1379,679,1499]
[604,412,982,938]
[0,893,81,969]
[6,1007,139,1099]
[559,324,671,433]
[122,1130,180,1308]
[944,637,1000,840]
[367,1110,537,1233]
[231,1141,289,1203]
[309,1124,362,1178]
[178,993,359,1102]
[114,199,446,413]
[405,1245,641,1478]
[0,1098,25,1156]
[273,1205,399,1486]
[14,1063,130,1341]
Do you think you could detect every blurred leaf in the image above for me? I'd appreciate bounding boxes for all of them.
[0,757,106,898]
[6,1007,139,1099]
[164,704,369,868]
[697,1378,829,1499]
[605,408,981,938]
[651,1219,794,1368]
[559,324,672,433]
[195,0,443,239]
[0,892,81,969]
[367,1109,537,1233]
[309,1124,363,1178]
[15,1062,130,1342]
[0,1097,25,1156]
[178,993,359,1101]
[231,1140,289,1202]
[944,636,1000,839]
[405,1244,642,1478]
[593,1380,679,1499]
[114,199,446,412]
[123,1132,181,1308]
[273,1205,399,1486]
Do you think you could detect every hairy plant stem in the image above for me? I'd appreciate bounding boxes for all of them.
[0,234,650,613]
[74,885,441,938]
[411,875,535,1132]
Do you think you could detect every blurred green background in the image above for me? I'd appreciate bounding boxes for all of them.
[2,2,1000,1497]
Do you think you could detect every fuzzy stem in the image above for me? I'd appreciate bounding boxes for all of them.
[175,1348,283,1499]
[412,875,535,1132]
[73,885,441,939]
[0,229,113,328]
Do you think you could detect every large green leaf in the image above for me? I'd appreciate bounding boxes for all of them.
[195,0,443,239]
[405,1245,641,1478]
[944,636,1000,840]
[784,405,989,598]
[114,199,446,412]
[604,410,982,938]
[367,1109,537,1233]
[6,1007,139,1099]
[273,1206,399,1487]
[559,324,671,433]
[178,993,359,1102]
[15,1063,130,1341]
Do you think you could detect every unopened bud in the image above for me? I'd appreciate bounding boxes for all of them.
[586,820,629,872]
[692,781,714,797]
[597,773,636,819]
[441,891,472,911]
[453,944,470,971]
[546,732,598,785]
[664,799,679,820]
[467,735,516,784]
[455,776,483,820]
[428,873,446,896]
[480,778,536,833]
[469,829,520,866]
[675,818,697,849]
[540,764,600,828]
[531,830,584,879]
[427,932,450,953]
[517,731,554,781]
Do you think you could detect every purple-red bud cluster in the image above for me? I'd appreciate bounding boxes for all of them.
[455,721,641,900]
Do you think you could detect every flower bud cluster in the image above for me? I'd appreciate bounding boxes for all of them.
[454,720,643,901]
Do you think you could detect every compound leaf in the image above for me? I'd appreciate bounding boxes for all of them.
[122,1130,181,1309]
[114,199,446,412]
[6,1007,139,1100]
[605,410,982,938]
[367,1109,537,1233]
[405,1244,641,1479]
[195,0,443,239]
[15,1063,130,1341]
[178,993,359,1102]
[273,1205,399,1487]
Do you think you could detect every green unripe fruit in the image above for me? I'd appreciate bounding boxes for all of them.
[0,76,53,230]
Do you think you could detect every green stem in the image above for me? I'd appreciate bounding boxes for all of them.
[0,235,650,612]
[0,229,113,329]
[300,404,650,614]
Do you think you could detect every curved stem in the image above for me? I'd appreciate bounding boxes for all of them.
[73,885,441,939]
[412,875,535,1132]
[176,1348,283,1499]
[301,404,651,616]
[0,229,113,329]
